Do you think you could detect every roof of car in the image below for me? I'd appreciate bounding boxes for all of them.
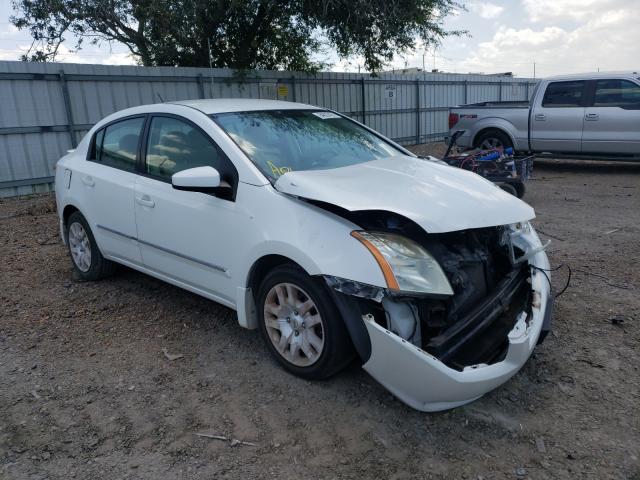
[170,98,322,114]
[544,71,640,81]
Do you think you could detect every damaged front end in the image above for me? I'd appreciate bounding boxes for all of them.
[325,219,553,412]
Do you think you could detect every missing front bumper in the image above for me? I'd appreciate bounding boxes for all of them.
[359,250,552,412]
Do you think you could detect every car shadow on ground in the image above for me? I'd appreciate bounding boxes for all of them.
[535,159,640,174]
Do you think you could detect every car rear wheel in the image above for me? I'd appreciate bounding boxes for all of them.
[66,211,116,280]
[257,264,354,380]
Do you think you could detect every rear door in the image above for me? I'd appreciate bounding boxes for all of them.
[581,78,640,155]
[530,80,587,153]
[74,116,145,265]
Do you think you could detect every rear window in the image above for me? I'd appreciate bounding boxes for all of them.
[593,79,640,109]
[541,81,585,107]
[90,117,145,172]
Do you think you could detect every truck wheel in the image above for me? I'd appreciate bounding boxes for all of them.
[500,183,518,196]
[475,130,513,150]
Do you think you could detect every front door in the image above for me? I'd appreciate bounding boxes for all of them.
[133,114,240,304]
[530,80,587,153]
[581,78,640,155]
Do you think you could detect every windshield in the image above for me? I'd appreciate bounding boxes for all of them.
[211,110,400,180]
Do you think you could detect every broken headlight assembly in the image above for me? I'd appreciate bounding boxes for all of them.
[351,231,454,295]
[501,221,550,265]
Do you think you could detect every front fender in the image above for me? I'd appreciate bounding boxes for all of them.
[233,191,387,329]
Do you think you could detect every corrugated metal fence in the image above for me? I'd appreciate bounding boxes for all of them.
[0,60,535,197]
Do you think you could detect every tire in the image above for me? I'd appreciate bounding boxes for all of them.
[256,264,354,380]
[514,182,526,199]
[500,183,518,197]
[66,211,117,281]
[475,130,513,150]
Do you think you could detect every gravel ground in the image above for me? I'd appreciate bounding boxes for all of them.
[1,147,639,480]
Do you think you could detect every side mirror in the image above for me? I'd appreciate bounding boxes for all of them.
[171,166,221,193]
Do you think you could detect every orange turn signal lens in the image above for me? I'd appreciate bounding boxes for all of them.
[351,231,400,290]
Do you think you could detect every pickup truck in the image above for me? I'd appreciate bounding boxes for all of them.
[447,72,640,160]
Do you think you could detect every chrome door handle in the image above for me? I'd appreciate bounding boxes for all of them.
[81,175,95,187]
[534,114,546,121]
[136,195,155,208]
[585,113,599,121]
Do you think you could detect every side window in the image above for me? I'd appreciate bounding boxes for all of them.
[144,116,237,189]
[92,117,145,172]
[593,79,640,109]
[541,81,585,107]
[88,128,104,160]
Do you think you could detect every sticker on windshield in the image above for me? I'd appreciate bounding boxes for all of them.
[312,111,341,120]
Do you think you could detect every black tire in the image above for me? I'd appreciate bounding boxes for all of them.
[475,129,513,150]
[500,183,518,196]
[514,182,526,199]
[256,264,354,380]
[66,211,117,281]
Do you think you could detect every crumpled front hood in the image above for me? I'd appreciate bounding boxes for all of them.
[274,155,535,233]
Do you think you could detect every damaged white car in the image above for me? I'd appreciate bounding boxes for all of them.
[55,99,553,411]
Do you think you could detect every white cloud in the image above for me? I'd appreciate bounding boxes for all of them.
[100,52,137,65]
[0,43,137,65]
[0,43,31,61]
[0,23,21,36]
[456,4,640,77]
[523,0,623,22]
[468,2,504,20]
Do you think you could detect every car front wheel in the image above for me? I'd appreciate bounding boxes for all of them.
[257,264,354,380]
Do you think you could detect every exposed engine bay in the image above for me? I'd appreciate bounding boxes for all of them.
[321,206,543,371]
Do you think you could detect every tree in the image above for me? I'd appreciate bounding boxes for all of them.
[10,0,462,72]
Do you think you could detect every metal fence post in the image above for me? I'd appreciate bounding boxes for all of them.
[415,79,420,144]
[526,81,530,100]
[464,80,468,104]
[498,81,503,102]
[58,69,76,147]
[361,77,366,125]
[291,75,297,102]
[197,73,206,98]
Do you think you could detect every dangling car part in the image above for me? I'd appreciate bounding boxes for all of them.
[318,218,552,411]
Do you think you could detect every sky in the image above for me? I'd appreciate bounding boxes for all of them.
[1,0,638,78]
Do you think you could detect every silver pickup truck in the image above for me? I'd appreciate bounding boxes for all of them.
[447,72,640,160]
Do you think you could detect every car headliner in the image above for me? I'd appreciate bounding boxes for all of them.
[170,98,323,114]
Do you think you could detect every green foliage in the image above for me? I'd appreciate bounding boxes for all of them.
[10,0,462,72]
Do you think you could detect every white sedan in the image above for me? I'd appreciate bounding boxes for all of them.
[55,99,553,411]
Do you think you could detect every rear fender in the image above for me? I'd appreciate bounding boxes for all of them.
[471,118,520,149]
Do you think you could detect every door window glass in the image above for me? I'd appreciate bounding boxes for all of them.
[88,128,104,160]
[95,117,144,171]
[541,81,585,107]
[593,79,640,108]
[145,116,222,180]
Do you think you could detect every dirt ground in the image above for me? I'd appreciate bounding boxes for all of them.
[1,146,639,480]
